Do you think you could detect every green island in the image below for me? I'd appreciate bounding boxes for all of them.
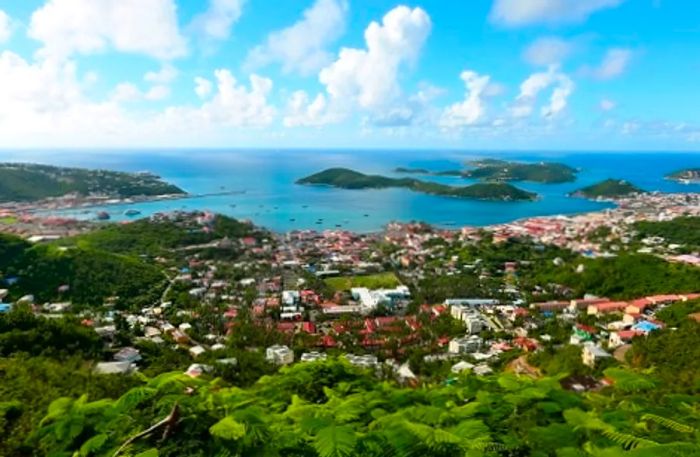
[666,168,700,183]
[297,168,537,201]
[571,179,645,199]
[393,167,431,174]
[0,163,185,202]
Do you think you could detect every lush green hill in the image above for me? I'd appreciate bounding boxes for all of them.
[0,235,166,308]
[297,168,537,201]
[0,163,185,202]
[571,179,645,199]
[464,159,578,183]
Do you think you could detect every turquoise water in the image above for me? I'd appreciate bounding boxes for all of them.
[2,149,699,232]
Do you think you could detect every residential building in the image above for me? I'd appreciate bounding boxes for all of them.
[266,344,294,365]
[582,344,612,367]
[448,335,483,354]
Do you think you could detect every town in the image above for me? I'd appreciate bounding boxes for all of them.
[2,190,699,390]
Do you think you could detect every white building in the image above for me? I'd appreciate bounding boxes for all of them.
[301,351,327,362]
[582,343,612,367]
[451,361,475,374]
[351,286,410,312]
[345,353,378,368]
[282,290,300,307]
[445,298,498,307]
[266,345,294,365]
[448,335,483,354]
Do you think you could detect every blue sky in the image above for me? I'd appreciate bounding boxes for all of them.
[0,0,699,150]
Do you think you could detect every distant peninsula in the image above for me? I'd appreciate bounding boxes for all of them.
[394,159,578,184]
[0,163,186,202]
[666,168,700,184]
[571,179,645,199]
[297,168,537,201]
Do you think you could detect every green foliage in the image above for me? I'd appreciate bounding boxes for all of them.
[465,159,578,183]
[26,359,700,457]
[324,272,400,291]
[0,163,184,202]
[634,217,700,252]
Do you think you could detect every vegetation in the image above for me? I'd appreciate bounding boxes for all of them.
[0,163,185,202]
[666,168,700,183]
[324,272,401,291]
[297,168,537,201]
[0,235,166,308]
[634,216,700,252]
[19,357,700,457]
[522,253,700,300]
[571,179,645,199]
[394,167,430,174]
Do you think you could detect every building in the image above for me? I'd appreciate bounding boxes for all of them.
[94,361,136,375]
[582,344,612,367]
[448,335,483,354]
[587,301,629,315]
[351,286,410,312]
[445,298,498,308]
[451,361,475,374]
[301,351,327,362]
[266,344,294,365]
[345,354,378,368]
[608,330,643,348]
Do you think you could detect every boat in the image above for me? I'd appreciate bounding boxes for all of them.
[289,218,296,222]
[124,209,141,217]
[96,211,110,221]
[229,204,236,208]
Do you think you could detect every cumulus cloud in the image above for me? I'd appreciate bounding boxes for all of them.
[490,0,624,26]
[523,37,573,66]
[440,71,492,128]
[0,10,13,43]
[585,48,632,80]
[194,77,213,98]
[144,64,178,84]
[318,5,431,110]
[283,91,339,127]
[190,0,244,41]
[246,0,348,76]
[511,65,574,118]
[28,0,187,60]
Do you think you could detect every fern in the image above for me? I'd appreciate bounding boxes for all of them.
[641,414,696,434]
[313,424,358,457]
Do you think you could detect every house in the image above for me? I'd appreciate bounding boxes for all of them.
[114,347,141,363]
[301,351,327,362]
[94,361,136,375]
[185,363,213,378]
[451,361,475,374]
[472,364,493,376]
[570,323,598,345]
[189,345,207,357]
[582,344,612,367]
[0,289,8,301]
[532,301,569,312]
[609,330,643,348]
[345,354,378,368]
[587,301,628,315]
[448,335,483,354]
[625,298,652,315]
[266,345,294,365]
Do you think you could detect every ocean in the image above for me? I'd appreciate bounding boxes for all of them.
[2,149,699,232]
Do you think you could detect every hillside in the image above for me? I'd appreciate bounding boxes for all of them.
[0,163,185,202]
[571,179,645,199]
[666,168,700,183]
[297,168,537,201]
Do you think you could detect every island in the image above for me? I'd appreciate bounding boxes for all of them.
[666,168,700,184]
[0,163,186,202]
[297,168,537,201]
[463,159,578,183]
[570,179,645,199]
[392,158,578,183]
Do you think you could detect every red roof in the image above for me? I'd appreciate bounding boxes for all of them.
[318,335,337,347]
[576,323,598,334]
[277,322,296,333]
[616,330,643,340]
[301,322,316,334]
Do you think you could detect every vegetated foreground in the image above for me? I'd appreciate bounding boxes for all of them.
[297,168,537,201]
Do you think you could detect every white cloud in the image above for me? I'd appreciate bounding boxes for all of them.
[176,70,275,127]
[0,10,13,43]
[28,0,187,60]
[144,64,178,84]
[111,82,171,102]
[490,0,624,26]
[440,71,492,128]
[318,5,431,110]
[511,65,574,118]
[600,98,616,111]
[246,0,348,76]
[194,77,213,98]
[523,37,573,66]
[587,48,632,80]
[283,91,339,127]
[191,0,244,41]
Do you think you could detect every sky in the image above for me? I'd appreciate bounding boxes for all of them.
[0,0,699,151]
